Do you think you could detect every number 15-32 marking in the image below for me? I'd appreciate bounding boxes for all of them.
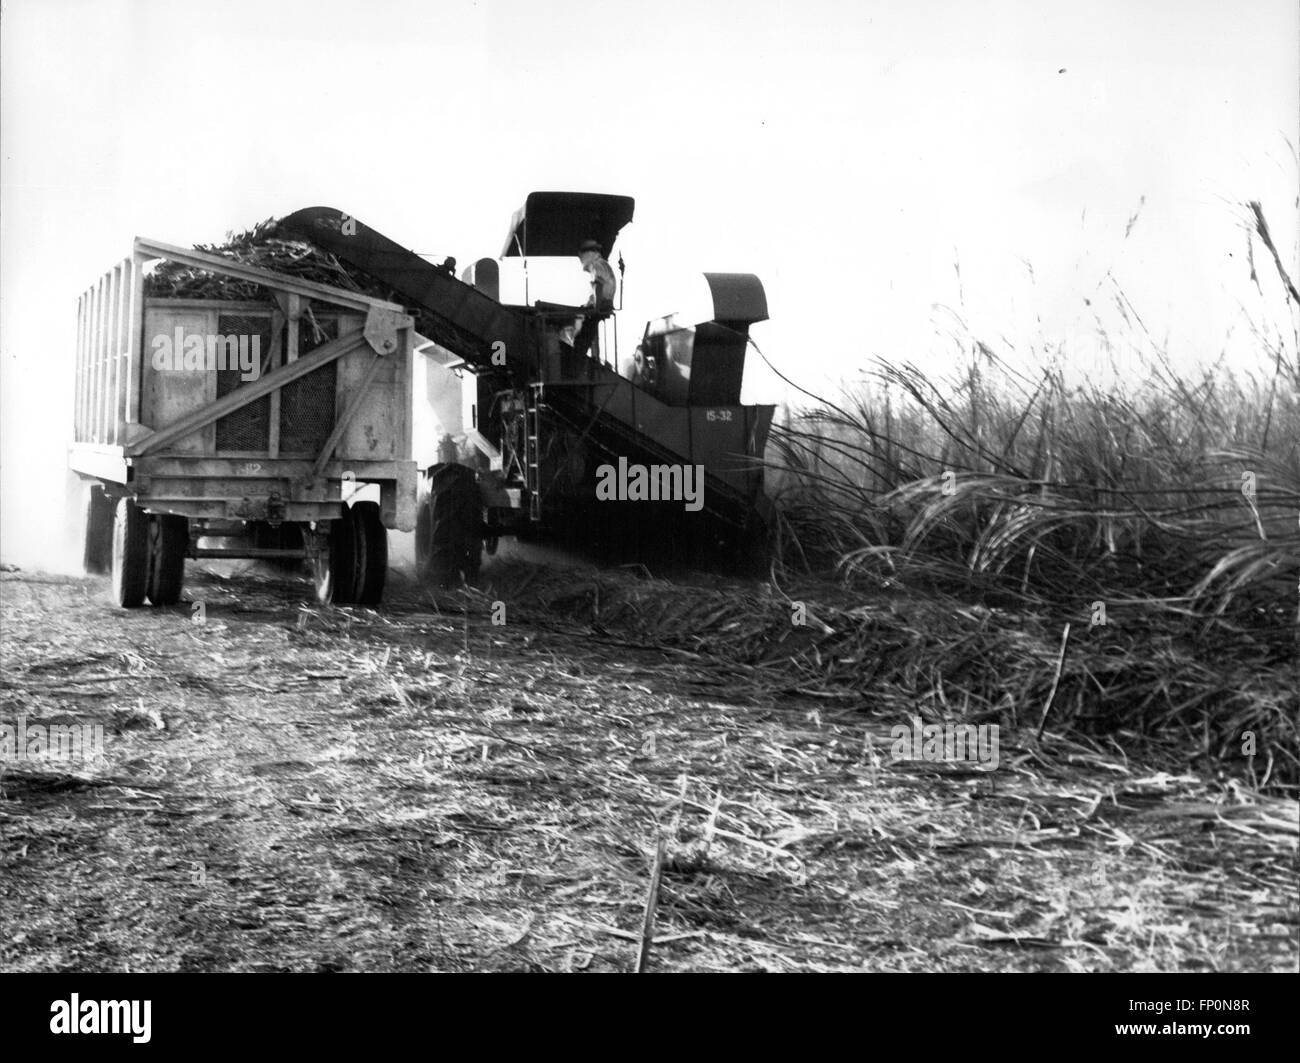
[706,409,733,422]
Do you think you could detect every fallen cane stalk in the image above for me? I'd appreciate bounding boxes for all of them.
[635,835,667,973]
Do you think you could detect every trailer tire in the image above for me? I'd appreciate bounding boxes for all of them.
[111,498,150,608]
[350,502,388,605]
[416,464,481,588]
[83,484,114,575]
[145,514,189,606]
[313,516,357,605]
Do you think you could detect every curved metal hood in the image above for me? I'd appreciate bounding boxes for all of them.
[501,192,635,258]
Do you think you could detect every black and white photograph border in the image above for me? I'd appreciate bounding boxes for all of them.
[0,0,1296,1007]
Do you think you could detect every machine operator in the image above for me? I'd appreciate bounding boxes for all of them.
[573,238,617,360]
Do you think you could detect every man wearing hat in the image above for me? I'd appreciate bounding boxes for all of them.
[573,238,617,361]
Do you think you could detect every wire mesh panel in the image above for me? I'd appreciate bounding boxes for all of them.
[280,316,338,455]
[214,313,273,452]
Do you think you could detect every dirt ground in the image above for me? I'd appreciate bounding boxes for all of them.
[1,563,1296,973]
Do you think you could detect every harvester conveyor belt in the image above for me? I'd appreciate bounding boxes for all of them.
[278,207,533,378]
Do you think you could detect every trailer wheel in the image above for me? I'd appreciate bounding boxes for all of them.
[416,463,481,588]
[145,514,189,606]
[350,502,388,605]
[110,498,150,608]
[313,515,357,605]
[83,484,114,575]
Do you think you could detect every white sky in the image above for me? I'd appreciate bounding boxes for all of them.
[2,0,1297,568]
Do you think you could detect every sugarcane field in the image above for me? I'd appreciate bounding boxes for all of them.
[1,0,1297,1042]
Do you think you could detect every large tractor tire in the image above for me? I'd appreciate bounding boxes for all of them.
[110,497,150,608]
[145,514,189,606]
[350,501,388,605]
[312,514,357,606]
[416,463,482,589]
[83,484,114,575]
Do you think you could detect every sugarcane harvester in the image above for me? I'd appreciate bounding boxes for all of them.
[72,192,776,606]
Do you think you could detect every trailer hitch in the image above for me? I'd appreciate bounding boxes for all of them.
[227,490,286,522]
[266,490,286,523]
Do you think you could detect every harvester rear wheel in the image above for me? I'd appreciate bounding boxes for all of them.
[110,497,149,608]
[350,502,388,605]
[416,464,481,588]
[83,484,114,575]
[145,514,189,606]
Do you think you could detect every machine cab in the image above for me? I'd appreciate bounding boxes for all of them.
[462,192,632,307]
[458,191,768,408]
[461,192,635,368]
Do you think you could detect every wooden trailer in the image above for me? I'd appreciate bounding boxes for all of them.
[71,238,418,607]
